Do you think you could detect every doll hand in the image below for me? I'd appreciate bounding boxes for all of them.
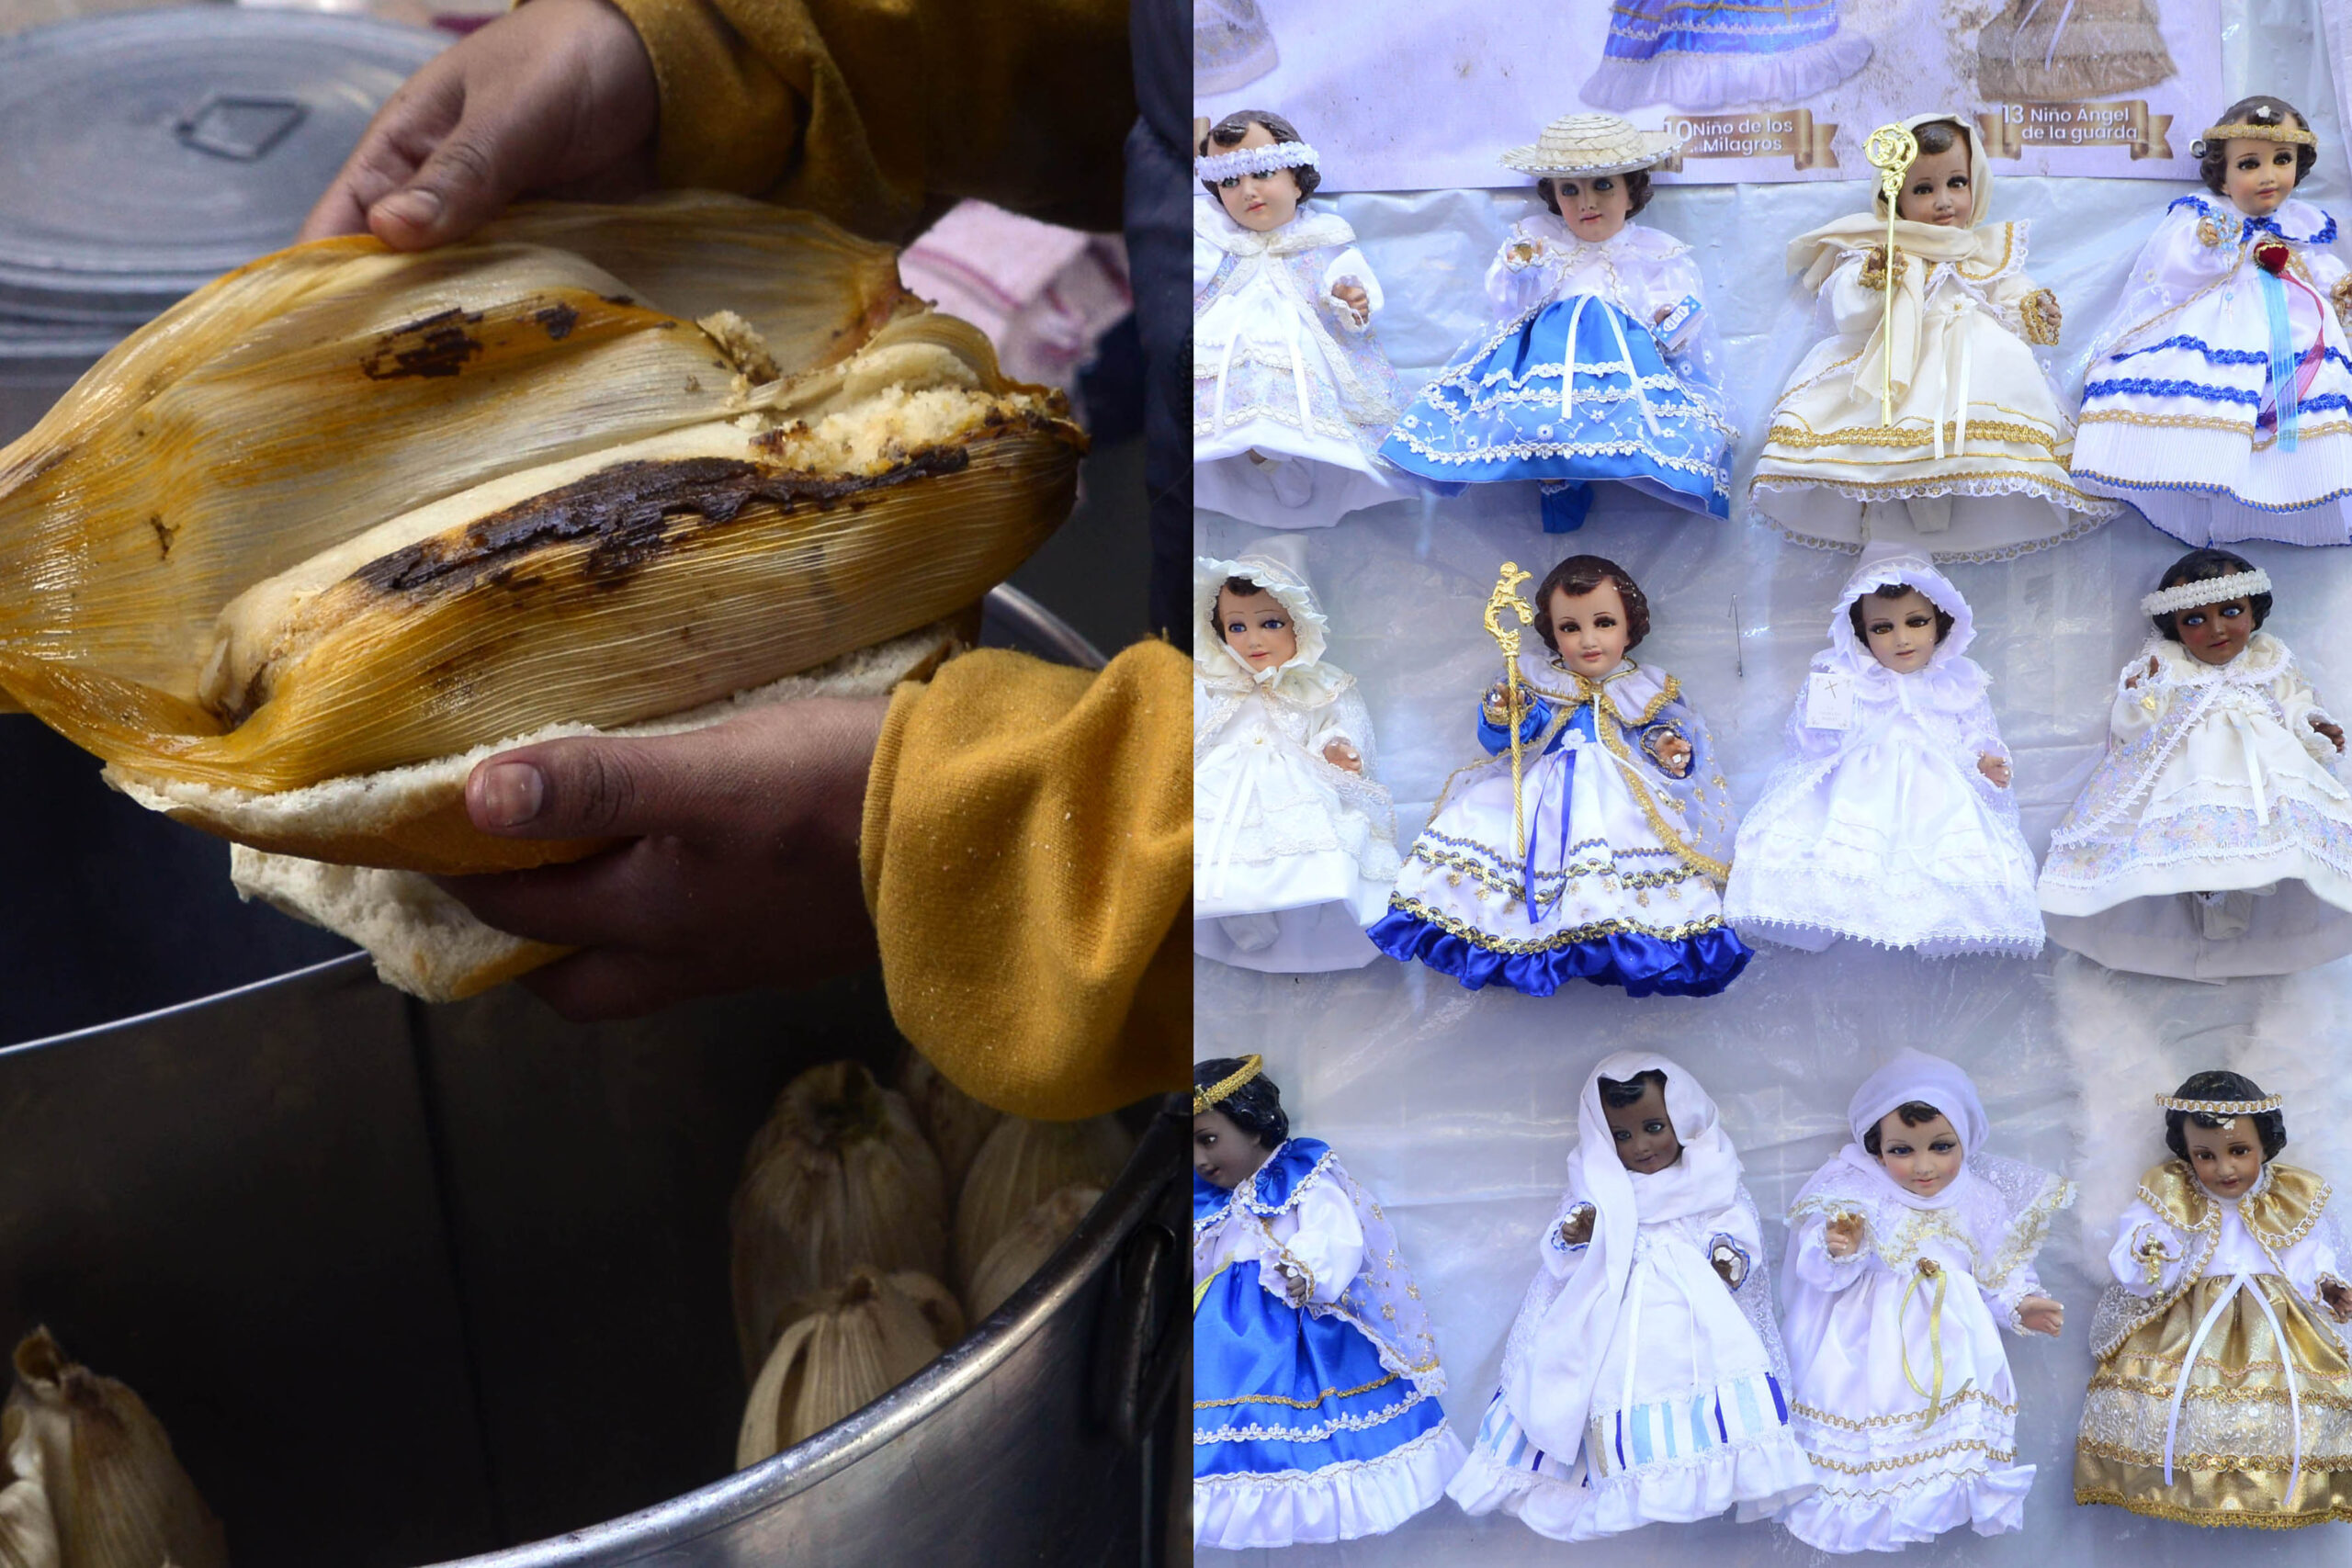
[1977,752,2012,788]
[2313,718,2346,753]
[1322,739,1364,773]
[1505,239,1544,270]
[1859,244,1904,292]
[2018,288,2063,347]
[1481,682,1519,726]
[2018,1294,2065,1336]
[2123,655,2160,690]
[1824,1211,1865,1258]
[1556,1207,1596,1248]
[2333,275,2352,332]
[1653,735,1693,777]
[2320,1278,2352,1322]
[1271,1254,1314,1307]
[1329,281,1371,325]
[1654,303,1675,324]
[1916,1257,1942,1280]
[298,0,657,247]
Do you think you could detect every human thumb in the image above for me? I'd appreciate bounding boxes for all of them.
[464,732,718,840]
[368,122,519,250]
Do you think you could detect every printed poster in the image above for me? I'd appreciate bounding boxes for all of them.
[1193,0,2221,187]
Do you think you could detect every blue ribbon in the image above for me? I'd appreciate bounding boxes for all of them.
[2260,265,2302,450]
[1521,704,1597,923]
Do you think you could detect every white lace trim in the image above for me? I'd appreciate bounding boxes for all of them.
[2142,569,2275,616]
[1194,1419,1454,1492]
[1196,141,1320,181]
[1196,1383,1434,1445]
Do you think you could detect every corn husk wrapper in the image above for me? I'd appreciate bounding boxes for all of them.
[0,1410,57,1568]
[965,1184,1102,1321]
[0,192,1084,874]
[897,1050,1004,1192]
[4,1331,224,1568]
[729,1062,949,1379]
[734,1268,963,1469]
[954,1115,1133,1293]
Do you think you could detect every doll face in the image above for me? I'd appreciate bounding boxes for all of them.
[1873,1110,1962,1197]
[1895,142,1972,227]
[2182,1116,2265,1198]
[1216,585,1299,671]
[2175,595,2255,666]
[1213,123,1303,232]
[1193,1108,1271,1190]
[1545,581,1631,676]
[2222,139,2301,218]
[1602,1080,1683,1174]
[1859,587,1942,674]
[1544,176,1633,243]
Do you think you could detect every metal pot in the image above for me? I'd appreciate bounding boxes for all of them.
[0,590,1182,1565]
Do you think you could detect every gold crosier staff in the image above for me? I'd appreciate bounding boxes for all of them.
[1863,122,1920,427]
[1483,563,1536,860]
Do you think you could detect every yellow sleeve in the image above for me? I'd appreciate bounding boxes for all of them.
[860,640,1190,1120]
[605,0,1135,242]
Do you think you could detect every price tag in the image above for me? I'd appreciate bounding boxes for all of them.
[1804,671,1856,730]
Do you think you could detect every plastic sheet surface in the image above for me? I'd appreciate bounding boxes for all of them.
[1194,0,2352,1558]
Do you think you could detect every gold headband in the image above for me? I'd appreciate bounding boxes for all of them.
[2201,120,2316,147]
[1194,1055,1265,1114]
[2155,1092,2284,1115]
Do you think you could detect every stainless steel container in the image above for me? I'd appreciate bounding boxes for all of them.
[0,590,1182,1565]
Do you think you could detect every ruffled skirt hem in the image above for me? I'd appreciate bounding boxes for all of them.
[1578,31,1871,112]
[1776,1460,2035,1551]
[1194,1421,1467,1550]
[1449,1429,1815,1540]
[1368,905,1752,998]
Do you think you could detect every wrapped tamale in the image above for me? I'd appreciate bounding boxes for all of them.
[0,193,1085,880]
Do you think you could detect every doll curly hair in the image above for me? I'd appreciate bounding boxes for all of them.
[1532,555,1649,657]
[2163,1069,2288,1162]
[1537,171,1653,220]
[2148,548,2273,641]
[1598,1066,1668,1109]
[1196,1055,1290,1150]
[1199,110,1320,201]
[2196,96,2317,196]
[1848,585,1955,647]
[1210,574,1275,642]
[1861,1100,1949,1156]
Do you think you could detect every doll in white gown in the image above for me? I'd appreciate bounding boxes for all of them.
[2075,1071,2352,1526]
[1371,555,1750,998]
[2073,96,2352,546]
[1749,113,2117,560]
[1775,1051,2072,1552]
[2040,549,2352,978]
[1451,1053,1814,1541]
[1193,110,1411,529]
[1194,547,1400,971]
[1724,549,2041,956]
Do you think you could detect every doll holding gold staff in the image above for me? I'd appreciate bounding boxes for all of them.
[1370,556,1749,998]
[1749,113,2118,561]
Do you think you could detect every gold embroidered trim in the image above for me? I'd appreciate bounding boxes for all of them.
[1791,1386,2014,1430]
[1385,895,1729,951]
[2076,1437,2352,1470]
[1763,419,2064,454]
[1194,1370,1399,1410]
[2090,1373,2352,1406]
[1799,1438,2017,1475]
[2075,1488,2352,1529]
[2201,120,2319,147]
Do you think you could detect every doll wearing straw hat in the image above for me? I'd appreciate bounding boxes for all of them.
[1749,113,2120,562]
[1379,114,1735,534]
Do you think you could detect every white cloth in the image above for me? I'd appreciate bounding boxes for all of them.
[2072,196,2352,546]
[1449,1053,1814,1540]
[1773,1051,2073,1552]
[1725,551,2042,955]
[2041,630,2352,978]
[1193,552,1400,972]
[1193,196,1414,528]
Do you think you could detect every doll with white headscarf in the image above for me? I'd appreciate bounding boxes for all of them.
[1749,114,2119,561]
[2075,1070,2352,1527]
[1451,1053,1814,1540]
[1194,547,1400,971]
[1724,548,2041,956]
[2041,548,2352,977]
[1774,1050,2073,1552]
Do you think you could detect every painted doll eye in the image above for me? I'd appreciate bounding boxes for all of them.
[1595,177,1615,192]
[2221,604,2243,618]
